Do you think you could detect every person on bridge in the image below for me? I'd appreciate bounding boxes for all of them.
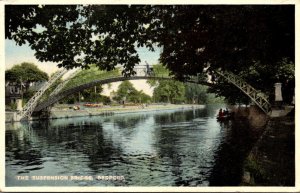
[145,61,153,76]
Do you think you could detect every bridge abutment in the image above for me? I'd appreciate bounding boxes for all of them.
[16,99,23,111]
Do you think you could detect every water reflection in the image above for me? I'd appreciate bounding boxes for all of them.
[209,117,264,186]
[6,105,260,186]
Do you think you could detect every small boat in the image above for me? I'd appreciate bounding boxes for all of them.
[217,115,231,121]
[217,112,234,121]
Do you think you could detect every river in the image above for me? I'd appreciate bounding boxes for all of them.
[5,105,263,186]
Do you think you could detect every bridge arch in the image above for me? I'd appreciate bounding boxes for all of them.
[34,76,212,112]
[19,66,271,121]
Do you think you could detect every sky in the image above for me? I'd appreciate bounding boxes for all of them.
[5,39,161,96]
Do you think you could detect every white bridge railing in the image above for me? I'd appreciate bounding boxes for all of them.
[18,68,68,120]
[215,70,271,113]
[49,69,81,97]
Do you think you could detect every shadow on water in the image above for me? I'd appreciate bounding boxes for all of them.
[208,117,265,186]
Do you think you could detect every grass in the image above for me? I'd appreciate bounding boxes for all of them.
[244,155,268,185]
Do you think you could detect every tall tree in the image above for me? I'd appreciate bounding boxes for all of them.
[153,80,185,104]
[5,62,49,89]
[113,80,151,103]
[6,5,294,76]
[79,84,104,102]
[6,5,294,103]
[185,83,208,104]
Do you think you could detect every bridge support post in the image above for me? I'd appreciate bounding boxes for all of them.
[16,99,23,111]
[274,83,283,101]
[14,112,22,122]
[274,83,283,108]
[269,82,293,117]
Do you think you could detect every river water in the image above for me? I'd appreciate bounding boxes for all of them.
[5,105,262,186]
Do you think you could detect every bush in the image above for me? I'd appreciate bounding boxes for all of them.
[10,102,17,110]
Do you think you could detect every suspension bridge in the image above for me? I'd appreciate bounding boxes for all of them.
[16,65,272,121]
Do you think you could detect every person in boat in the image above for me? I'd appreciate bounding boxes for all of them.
[224,108,229,116]
[218,109,224,118]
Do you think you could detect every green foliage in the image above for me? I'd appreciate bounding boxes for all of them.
[79,85,106,103]
[62,65,121,91]
[39,76,63,102]
[210,58,295,104]
[6,5,294,78]
[5,62,48,83]
[185,83,225,104]
[137,90,152,103]
[208,81,251,105]
[62,94,76,104]
[185,83,207,104]
[38,65,119,104]
[5,62,49,104]
[113,80,151,103]
[153,80,185,104]
[244,157,268,185]
[205,93,225,104]
[147,64,171,87]
[10,102,17,110]
[22,88,36,104]
[6,5,295,105]
[113,80,136,102]
[59,91,106,104]
[99,95,112,105]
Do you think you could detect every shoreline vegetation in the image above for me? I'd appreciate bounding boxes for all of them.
[242,115,295,186]
[232,106,295,186]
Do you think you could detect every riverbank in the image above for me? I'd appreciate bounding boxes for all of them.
[241,110,295,186]
[50,104,205,119]
[5,104,205,122]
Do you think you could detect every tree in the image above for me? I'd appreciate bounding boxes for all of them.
[208,58,295,104]
[6,5,294,74]
[5,62,49,105]
[60,84,113,104]
[5,5,144,76]
[153,80,185,104]
[113,80,151,103]
[5,62,49,94]
[6,5,294,103]
[137,90,152,103]
[6,62,48,82]
[185,83,208,104]
[80,85,103,102]
[208,81,251,105]
[114,81,136,103]
[146,64,171,87]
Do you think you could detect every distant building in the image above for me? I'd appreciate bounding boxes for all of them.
[5,81,23,105]
[5,80,47,105]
